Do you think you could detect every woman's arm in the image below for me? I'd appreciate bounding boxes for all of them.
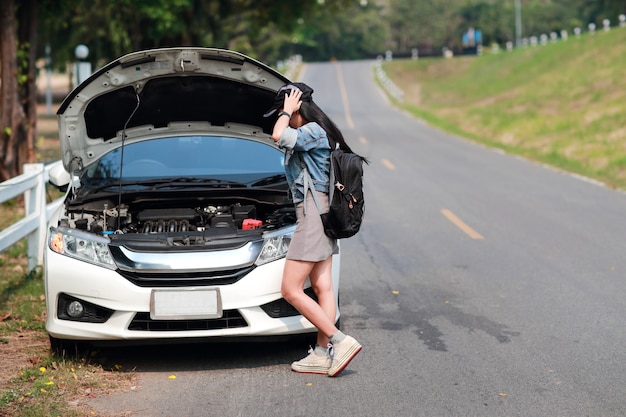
[271,88,302,142]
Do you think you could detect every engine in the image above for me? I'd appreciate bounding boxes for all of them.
[58,201,296,240]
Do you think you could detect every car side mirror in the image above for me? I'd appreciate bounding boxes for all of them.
[48,163,71,192]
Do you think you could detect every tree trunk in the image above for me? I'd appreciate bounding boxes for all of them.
[17,0,38,166]
[0,0,28,181]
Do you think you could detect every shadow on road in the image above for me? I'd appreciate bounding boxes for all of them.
[84,337,314,373]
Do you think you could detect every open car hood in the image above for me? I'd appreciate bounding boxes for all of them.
[57,47,289,174]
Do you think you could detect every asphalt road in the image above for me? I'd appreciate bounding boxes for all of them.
[88,60,626,417]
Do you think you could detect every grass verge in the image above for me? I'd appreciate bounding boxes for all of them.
[0,234,135,417]
[382,26,626,190]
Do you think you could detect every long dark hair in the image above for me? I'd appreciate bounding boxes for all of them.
[299,100,369,163]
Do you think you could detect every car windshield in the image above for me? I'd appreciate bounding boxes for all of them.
[83,136,285,185]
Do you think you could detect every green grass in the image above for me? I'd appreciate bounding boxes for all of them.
[0,346,132,417]
[0,209,132,416]
[0,265,45,334]
[383,27,626,189]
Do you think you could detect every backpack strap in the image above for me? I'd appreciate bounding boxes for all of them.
[302,165,324,216]
[296,153,332,216]
[295,149,332,216]
[327,151,336,206]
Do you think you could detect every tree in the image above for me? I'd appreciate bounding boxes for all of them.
[40,0,355,69]
[0,0,37,181]
[286,1,390,61]
[17,0,38,167]
[2,0,624,182]
[0,0,355,182]
[387,0,470,56]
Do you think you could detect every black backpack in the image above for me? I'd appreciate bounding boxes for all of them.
[322,148,365,239]
[303,148,365,239]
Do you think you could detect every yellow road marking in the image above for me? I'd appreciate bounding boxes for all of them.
[336,63,355,129]
[382,159,396,170]
[441,209,484,240]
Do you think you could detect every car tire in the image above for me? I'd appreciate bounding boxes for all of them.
[49,335,88,357]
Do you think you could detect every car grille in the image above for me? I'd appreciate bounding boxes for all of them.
[128,310,247,331]
[117,266,255,287]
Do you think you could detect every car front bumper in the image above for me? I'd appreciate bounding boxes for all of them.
[44,247,340,342]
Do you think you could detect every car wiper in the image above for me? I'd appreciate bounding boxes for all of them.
[147,177,247,189]
[248,174,286,187]
[86,179,144,193]
[85,177,246,193]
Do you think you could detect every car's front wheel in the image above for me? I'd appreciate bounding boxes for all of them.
[49,335,89,357]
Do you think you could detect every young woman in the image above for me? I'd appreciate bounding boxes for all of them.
[264,82,362,377]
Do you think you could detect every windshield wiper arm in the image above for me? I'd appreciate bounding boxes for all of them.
[248,174,286,187]
[85,177,246,193]
[86,179,144,193]
[147,177,247,189]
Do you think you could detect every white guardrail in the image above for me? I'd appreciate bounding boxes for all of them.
[0,161,65,271]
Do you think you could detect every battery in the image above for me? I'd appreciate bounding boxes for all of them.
[242,219,263,230]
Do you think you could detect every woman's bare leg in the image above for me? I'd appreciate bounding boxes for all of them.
[308,256,336,347]
[281,258,338,340]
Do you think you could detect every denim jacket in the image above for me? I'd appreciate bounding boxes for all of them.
[276,122,331,204]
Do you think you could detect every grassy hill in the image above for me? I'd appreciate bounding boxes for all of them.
[383,26,626,190]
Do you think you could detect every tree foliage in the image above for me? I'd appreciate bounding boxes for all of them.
[1,0,624,180]
[29,0,626,72]
[39,0,356,68]
[389,0,626,53]
[287,1,390,61]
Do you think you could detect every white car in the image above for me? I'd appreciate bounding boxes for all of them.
[45,47,340,351]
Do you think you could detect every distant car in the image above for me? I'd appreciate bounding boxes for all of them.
[45,47,340,351]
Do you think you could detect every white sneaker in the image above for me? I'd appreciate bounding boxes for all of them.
[328,335,362,377]
[291,347,332,374]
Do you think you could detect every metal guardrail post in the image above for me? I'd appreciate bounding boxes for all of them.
[374,60,404,102]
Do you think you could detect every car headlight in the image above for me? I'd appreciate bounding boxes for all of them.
[48,227,116,269]
[255,227,294,266]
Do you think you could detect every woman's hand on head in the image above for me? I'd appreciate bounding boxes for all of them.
[283,89,302,114]
[271,88,305,142]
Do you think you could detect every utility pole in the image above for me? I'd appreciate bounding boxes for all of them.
[515,0,522,47]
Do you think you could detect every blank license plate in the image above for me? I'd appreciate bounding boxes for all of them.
[150,289,222,320]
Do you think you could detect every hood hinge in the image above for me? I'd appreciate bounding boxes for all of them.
[68,156,83,195]
[69,156,83,175]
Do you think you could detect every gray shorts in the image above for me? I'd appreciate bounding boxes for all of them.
[286,190,339,262]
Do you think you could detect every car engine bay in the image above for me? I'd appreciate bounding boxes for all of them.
[57,197,296,246]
